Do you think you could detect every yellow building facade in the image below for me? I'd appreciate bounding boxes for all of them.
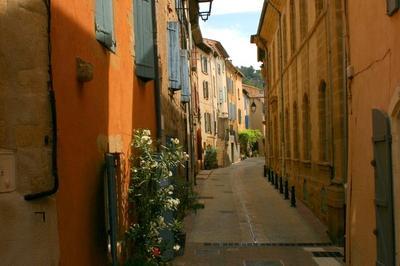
[252,0,347,244]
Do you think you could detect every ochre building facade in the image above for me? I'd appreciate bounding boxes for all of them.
[252,0,347,244]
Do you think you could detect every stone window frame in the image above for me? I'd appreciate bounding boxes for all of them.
[300,0,308,41]
[388,86,400,257]
[302,93,311,161]
[318,80,328,162]
[282,14,288,64]
[293,101,300,159]
[289,0,297,54]
[285,108,291,158]
[315,0,324,18]
[274,115,279,157]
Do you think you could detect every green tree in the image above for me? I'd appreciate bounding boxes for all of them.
[238,65,264,89]
[238,129,263,157]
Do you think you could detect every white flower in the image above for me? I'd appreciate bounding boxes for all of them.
[168,191,173,195]
[143,129,151,136]
[183,152,190,160]
[168,171,173,177]
[133,169,138,173]
[173,244,180,251]
[172,138,179,145]
[151,161,158,168]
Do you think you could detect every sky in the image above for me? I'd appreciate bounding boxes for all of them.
[199,0,264,69]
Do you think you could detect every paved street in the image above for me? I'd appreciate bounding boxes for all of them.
[173,158,344,266]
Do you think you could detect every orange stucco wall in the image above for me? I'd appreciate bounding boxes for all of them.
[51,0,156,264]
[347,1,400,265]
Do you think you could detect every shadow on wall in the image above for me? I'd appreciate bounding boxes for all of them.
[0,0,61,265]
[51,1,110,264]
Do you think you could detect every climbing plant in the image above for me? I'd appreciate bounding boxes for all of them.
[126,129,188,265]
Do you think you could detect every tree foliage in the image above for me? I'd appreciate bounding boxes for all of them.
[238,129,263,157]
[238,65,264,89]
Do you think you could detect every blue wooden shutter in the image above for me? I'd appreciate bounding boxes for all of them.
[95,0,116,51]
[387,0,399,15]
[168,22,181,90]
[180,49,190,103]
[245,115,249,128]
[134,0,155,79]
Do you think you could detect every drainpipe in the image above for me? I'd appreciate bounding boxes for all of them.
[152,0,162,143]
[25,0,59,201]
[268,1,285,180]
[342,0,350,261]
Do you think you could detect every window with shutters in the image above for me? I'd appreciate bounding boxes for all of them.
[180,49,190,103]
[167,22,181,89]
[238,109,242,124]
[201,56,208,74]
[203,81,209,99]
[95,0,116,51]
[217,64,221,75]
[134,0,155,80]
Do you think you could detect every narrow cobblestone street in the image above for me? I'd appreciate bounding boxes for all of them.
[173,158,344,266]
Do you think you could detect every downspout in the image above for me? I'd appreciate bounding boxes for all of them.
[25,0,59,201]
[268,1,285,179]
[342,0,350,261]
[152,0,162,143]
[325,0,336,177]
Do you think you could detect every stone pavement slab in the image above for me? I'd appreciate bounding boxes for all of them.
[173,158,344,265]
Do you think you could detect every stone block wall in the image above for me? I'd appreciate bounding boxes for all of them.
[0,0,59,264]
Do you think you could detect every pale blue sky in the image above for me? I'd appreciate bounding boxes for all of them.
[199,0,263,68]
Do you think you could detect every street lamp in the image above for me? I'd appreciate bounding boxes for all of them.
[251,101,257,113]
[198,0,213,21]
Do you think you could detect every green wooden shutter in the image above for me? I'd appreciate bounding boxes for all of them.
[134,0,155,80]
[387,0,399,15]
[181,49,190,103]
[95,0,116,51]
[168,22,181,90]
[372,109,395,266]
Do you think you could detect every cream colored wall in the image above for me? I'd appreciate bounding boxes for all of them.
[197,48,216,149]
[0,1,59,264]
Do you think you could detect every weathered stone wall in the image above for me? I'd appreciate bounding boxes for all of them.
[0,0,59,264]
[260,0,346,243]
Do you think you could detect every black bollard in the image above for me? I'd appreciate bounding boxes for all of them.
[275,175,279,190]
[264,165,267,177]
[267,168,271,182]
[284,180,289,199]
[290,186,296,207]
[279,177,283,194]
[271,171,274,185]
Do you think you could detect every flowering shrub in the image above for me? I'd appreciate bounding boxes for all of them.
[126,129,188,264]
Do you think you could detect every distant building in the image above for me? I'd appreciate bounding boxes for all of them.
[242,84,266,157]
[252,0,346,244]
